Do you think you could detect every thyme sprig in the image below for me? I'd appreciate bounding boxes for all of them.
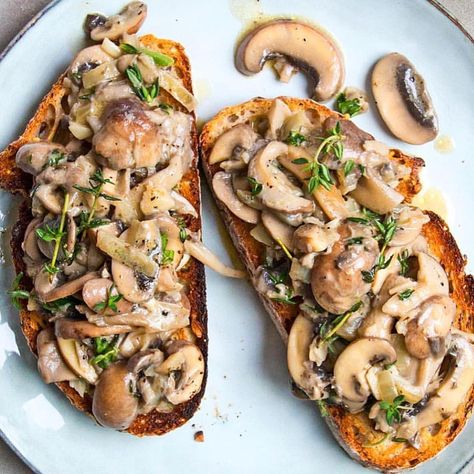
[93,285,123,313]
[125,64,159,103]
[8,272,30,310]
[380,395,407,425]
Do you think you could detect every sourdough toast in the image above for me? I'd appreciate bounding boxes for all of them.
[1,36,207,436]
[200,96,474,470]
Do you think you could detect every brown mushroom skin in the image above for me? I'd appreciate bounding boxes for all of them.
[311,222,378,314]
[92,362,138,430]
[235,20,345,101]
[93,99,160,170]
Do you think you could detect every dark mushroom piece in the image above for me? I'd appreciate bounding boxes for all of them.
[372,53,438,145]
[236,20,345,101]
[92,361,139,430]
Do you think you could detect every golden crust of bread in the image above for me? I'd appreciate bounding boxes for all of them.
[1,36,208,436]
[200,96,474,470]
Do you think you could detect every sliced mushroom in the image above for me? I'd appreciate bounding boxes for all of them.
[157,341,205,405]
[372,53,438,145]
[292,222,339,254]
[212,171,259,224]
[248,141,314,214]
[34,184,63,215]
[311,222,378,314]
[397,336,474,439]
[55,319,133,340]
[90,2,147,41]
[209,124,258,165]
[261,211,294,252]
[287,315,314,395]
[382,252,449,316]
[92,361,139,430]
[350,167,404,215]
[56,337,98,384]
[266,98,292,140]
[109,222,160,303]
[37,328,77,384]
[82,278,133,314]
[236,20,345,101]
[16,142,66,176]
[184,239,245,278]
[22,217,43,262]
[334,337,396,402]
[69,45,113,75]
[41,272,99,303]
[390,207,429,247]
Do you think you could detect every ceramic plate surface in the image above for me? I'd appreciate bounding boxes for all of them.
[0,1,473,473]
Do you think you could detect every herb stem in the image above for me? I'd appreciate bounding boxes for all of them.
[323,302,361,341]
[275,238,293,260]
[50,192,70,274]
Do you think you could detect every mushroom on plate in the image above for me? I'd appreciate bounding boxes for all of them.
[88,2,147,41]
[236,20,345,101]
[372,53,438,145]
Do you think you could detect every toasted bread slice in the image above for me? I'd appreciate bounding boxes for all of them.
[200,96,474,470]
[1,36,207,436]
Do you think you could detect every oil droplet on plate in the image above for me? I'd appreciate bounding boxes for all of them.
[193,78,212,103]
[434,134,454,154]
[229,0,264,24]
[412,187,449,222]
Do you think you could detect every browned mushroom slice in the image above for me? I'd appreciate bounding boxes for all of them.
[55,319,133,340]
[349,168,404,215]
[311,223,378,314]
[235,20,345,101]
[372,53,438,145]
[209,124,258,165]
[92,362,139,430]
[41,272,99,303]
[261,211,294,252]
[37,328,77,384]
[89,2,147,41]
[248,141,314,215]
[212,172,259,224]
[69,45,114,76]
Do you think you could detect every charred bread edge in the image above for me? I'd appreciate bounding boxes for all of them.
[200,96,474,470]
[1,36,208,436]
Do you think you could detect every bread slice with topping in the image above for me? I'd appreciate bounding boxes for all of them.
[200,96,474,470]
[1,29,207,436]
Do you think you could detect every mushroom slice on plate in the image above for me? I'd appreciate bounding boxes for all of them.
[372,52,438,145]
[209,124,258,165]
[235,20,345,101]
[212,171,259,224]
[89,2,147,41]
[334,337,397,403]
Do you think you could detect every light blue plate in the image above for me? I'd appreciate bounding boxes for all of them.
[0,1,473,473]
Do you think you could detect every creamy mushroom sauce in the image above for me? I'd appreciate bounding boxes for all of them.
[210,98,474,447]
[14,2,212,431]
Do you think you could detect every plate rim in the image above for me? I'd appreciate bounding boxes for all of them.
[0,1,472,473]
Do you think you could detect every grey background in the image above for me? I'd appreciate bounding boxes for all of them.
[0,0,472,473]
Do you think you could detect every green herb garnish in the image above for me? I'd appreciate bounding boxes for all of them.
[160,233,175,266]
[346,236,363,246]
[91,337,119,369]
[398,288,415,301]
[43,150,66,169]
[275,238,293,260]
[125,64,159,103]
[93,285,123,313]
[398,249,409,276]
[159,103,173,114]
[317,400,329,417]
[41,296,76,313]
[307,161,333,194]
[120,43,174,67]
[322,301,362,342]
[335,93,362,117]
[247,177,263,196]
[343,159,355,177]
[8,272,29,310]
[270,286,297,305]
[286,130,306,146]
[380,395,406,425]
